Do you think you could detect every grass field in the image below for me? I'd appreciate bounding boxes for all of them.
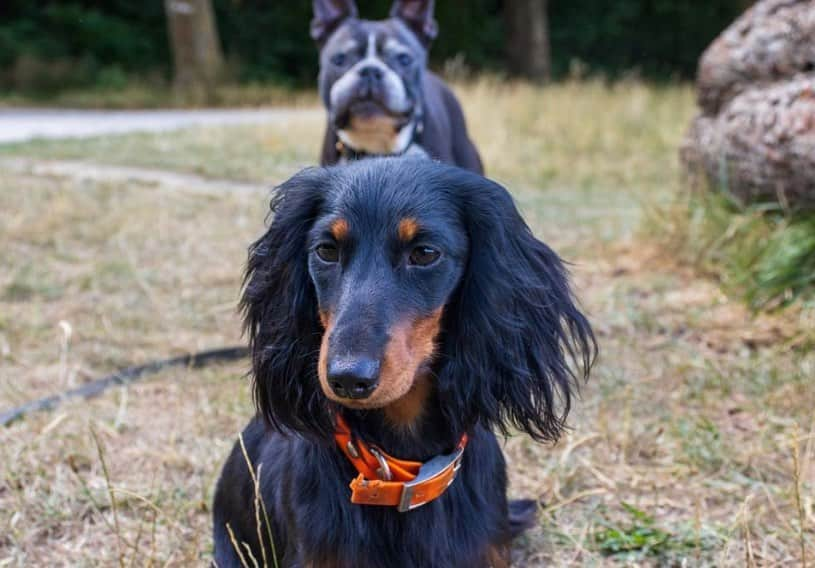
[1,79,813,566]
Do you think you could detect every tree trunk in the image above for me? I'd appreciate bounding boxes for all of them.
[164,0,224,103]
[504,0,551,82]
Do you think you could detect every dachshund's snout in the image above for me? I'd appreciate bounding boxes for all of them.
[327,356,381,399]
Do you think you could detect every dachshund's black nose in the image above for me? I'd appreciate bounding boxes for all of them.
[328,357,380,399]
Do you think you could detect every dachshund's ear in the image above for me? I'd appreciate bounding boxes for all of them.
[241,168,332,437]
[439,173,597,442]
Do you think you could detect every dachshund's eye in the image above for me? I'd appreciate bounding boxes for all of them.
[331,53,347,67]
[396,52,413,67]
[408,246,440,266]
[315,244,339,263]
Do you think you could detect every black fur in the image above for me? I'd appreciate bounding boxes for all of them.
[214,158,596,567]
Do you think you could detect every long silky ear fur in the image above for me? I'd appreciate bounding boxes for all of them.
[438,171,597,442]
[240,168,332,438]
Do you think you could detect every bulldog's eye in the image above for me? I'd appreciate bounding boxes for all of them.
[396,53,413,67]
[408,246,440,266]
[315,244,339,263]
[331,53,347,67]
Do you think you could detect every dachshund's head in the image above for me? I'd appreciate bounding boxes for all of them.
[242,158,595,440]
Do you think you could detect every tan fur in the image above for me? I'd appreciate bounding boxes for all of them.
[318,315,334,399]
[342,115,402,154]
[373,307,442,409]
[383,374,432,427]
[330,218,349,241]
[318,308,443,415]
[397,217,419,242]
[485,545,510,568]
[319,310,330,329]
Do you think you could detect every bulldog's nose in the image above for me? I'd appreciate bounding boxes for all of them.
[328,357,380,399]
[359,65,383,82]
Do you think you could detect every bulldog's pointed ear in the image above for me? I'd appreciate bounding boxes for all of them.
[311,0,358,45]
[390,0,438,45]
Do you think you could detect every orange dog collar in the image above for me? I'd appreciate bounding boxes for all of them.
[334,414,468,512]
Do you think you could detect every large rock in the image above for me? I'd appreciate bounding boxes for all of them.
[682,75,815,208]
[683,0,815,210]
[697,0,815,115]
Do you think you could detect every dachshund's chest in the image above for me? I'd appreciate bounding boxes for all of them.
[286,440,508,568]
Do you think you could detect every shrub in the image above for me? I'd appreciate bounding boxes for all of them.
[647,189,815,310]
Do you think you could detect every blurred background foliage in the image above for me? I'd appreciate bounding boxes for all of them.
[0,0,748,94]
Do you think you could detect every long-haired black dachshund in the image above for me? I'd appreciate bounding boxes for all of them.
[213,158,596,567]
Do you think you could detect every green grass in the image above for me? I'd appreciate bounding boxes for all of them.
[647,190,815,309]
[593,503,721,561]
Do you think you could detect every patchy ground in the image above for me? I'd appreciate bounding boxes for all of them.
[0,108,321,144]
[1,80,813,566]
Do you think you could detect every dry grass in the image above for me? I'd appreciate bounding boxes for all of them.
[1,79,813,566]
[0,82,317,110]
[0,171,261,565]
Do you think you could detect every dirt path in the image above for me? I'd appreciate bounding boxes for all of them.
[0,157,268,195]
[0,107,321,143]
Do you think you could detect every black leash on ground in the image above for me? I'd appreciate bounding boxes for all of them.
[0,346,249,427]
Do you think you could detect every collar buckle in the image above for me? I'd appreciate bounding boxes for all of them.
[396,446,465,512]
[368,447,393,481]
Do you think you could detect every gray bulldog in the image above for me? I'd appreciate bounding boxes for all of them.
[312,0,483,173]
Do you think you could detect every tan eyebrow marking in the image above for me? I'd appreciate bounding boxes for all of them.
[397,217,419,242]
[330,218,349,240]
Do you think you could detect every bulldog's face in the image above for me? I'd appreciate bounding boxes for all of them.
[312,1,437,155]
